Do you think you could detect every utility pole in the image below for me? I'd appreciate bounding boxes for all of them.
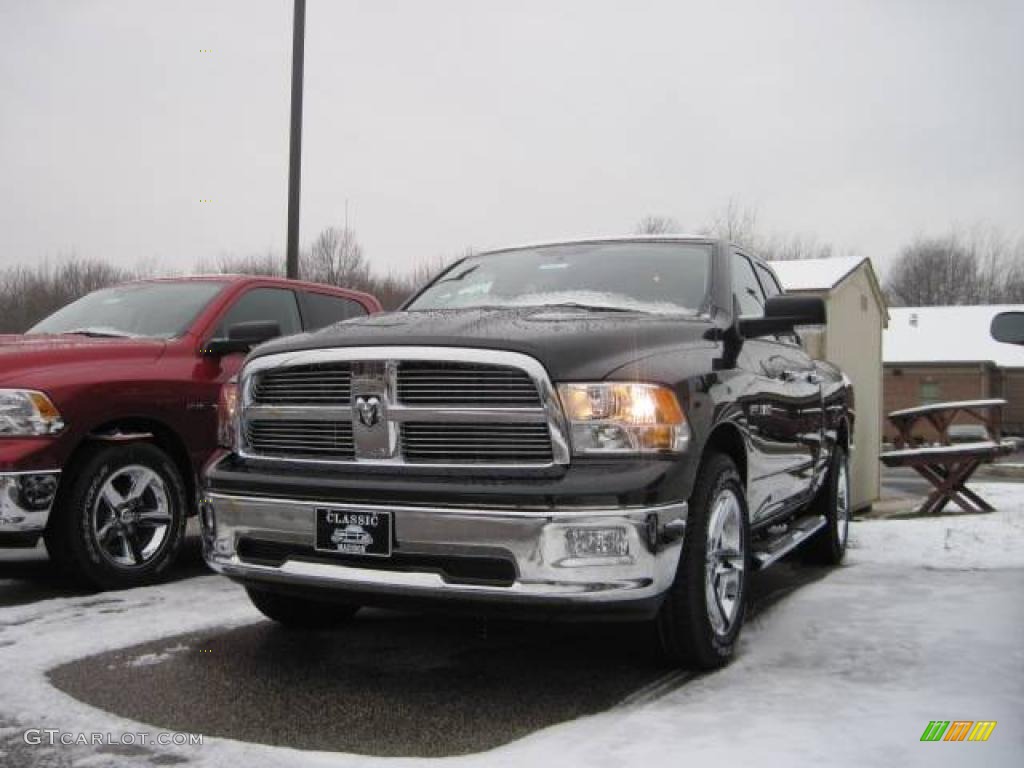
[285,0,306,279]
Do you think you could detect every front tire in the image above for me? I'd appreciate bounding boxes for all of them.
[44,442,188,590]
[657,453,750,669]
[246,586,360,628]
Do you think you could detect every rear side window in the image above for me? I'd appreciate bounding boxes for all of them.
[300,292,368,331]
[732,253,766,317]
[215,288,302,338]
[756,264,782,299]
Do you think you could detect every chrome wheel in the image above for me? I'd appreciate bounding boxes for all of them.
[836,455,850,548]
[705,487,745,637]
[91,465,172,567]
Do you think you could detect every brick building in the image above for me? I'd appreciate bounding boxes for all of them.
[883,306,1024,442]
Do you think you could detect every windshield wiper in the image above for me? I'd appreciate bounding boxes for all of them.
[435,264,480,284]
[63,327,133,338]
[542,302,644,314]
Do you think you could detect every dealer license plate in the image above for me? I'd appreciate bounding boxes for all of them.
[314,507,392,558]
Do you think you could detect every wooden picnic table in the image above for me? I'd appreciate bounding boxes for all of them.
[882,399,1015,515]
[887,398,1005,448]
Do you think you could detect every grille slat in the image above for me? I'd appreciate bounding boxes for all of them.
[397,362,540,407]
[402,422,553,464]
[253,363,352,406]
[247,420,354,459]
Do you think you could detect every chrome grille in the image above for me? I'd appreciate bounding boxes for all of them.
[401,422,553,464]
[252,363,352,405]
[246,420,355,459]
[239,347,569,467]
[397,361,540,407]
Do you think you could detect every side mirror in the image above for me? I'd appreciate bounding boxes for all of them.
[202,320,281,356]
[739,295,826,338]
[991,311,1024,345]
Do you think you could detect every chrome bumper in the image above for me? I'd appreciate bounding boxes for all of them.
[0,471,60,541]
[202,492,687,609]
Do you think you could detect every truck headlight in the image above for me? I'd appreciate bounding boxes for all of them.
[558,382,690,455]
[0,390,64,436]
[217,379,240,450]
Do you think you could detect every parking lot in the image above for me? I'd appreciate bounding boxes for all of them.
[1,526,824,757]
[1,482,1022,767]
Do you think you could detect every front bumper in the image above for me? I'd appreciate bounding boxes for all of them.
[0,471,61,546]
[202,492,687,618]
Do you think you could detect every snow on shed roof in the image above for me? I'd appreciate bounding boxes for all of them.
[884,305,1024,367]
[772,256,867,292]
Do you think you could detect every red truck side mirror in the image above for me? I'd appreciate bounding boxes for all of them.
[202,321,281,356]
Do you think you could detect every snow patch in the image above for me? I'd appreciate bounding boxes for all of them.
[124,643,191,668]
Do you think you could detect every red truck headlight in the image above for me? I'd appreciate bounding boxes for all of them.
[217,379,240,450]
[0,389,64,436]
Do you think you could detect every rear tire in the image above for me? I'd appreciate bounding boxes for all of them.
[44,442,188,591]
[657,453,750,670]
[246,585,360,628]
[804,445,851,565]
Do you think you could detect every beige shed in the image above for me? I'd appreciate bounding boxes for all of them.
[772,256,889,510]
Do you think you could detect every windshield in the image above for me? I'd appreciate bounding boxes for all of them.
[28,281,227,338]
[406,242,711,314]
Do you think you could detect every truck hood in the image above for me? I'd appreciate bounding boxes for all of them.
[248,308,716,381]
[0,334,167,386]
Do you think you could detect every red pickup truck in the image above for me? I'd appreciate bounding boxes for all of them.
[0,275,380,589]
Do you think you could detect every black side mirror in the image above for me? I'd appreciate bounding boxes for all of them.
[202,320,281,356]
[991,311,1024,345]
[739,295,826,338]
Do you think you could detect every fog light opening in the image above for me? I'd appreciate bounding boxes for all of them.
[565,527,629,559]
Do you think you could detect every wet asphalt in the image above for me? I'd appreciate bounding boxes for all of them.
[44,560,826,758]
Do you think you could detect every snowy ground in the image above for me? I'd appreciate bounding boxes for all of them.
[1,484,1022,767]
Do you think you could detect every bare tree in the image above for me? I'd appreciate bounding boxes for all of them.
[197,251,284,277]
[759,233,835,261]
[885,227,1024,306]
[698,199,839,261]
[700,199,761,247]
[635,215,683,235]
[305,226,371,290]
[0,257,141,333]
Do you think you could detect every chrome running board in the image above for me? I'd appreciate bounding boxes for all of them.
[751,515,827,570]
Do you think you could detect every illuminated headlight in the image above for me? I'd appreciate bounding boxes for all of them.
[217,379,240,450]
[558,382,690,455]
[0,390,64,436]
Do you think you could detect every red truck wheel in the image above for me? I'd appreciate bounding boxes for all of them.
[44,443,188,590]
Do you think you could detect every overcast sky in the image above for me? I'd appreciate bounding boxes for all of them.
[1,0,1022,277]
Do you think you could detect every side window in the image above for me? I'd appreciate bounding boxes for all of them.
[300,292,368,332]
[755,264,782,299]
[215,288,302,338]
[732,253,766,317]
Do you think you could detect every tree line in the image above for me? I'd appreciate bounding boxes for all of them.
[2,205,1022,333]
[0,227,455,333]
[635,202,1024,307]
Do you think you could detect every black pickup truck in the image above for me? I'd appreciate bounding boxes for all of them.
[202,237,853,669]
